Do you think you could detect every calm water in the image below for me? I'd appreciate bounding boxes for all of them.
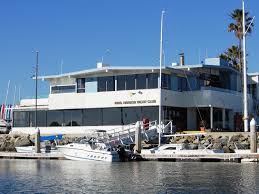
[0,160,259,194]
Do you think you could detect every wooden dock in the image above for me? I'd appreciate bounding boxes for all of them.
[138,153,259,162]
[0,152,65,160]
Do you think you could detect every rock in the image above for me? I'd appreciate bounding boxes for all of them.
[229,134,243,142]
[212,143,223,150]
[223,146,235,153]
[177,138,188,144]
[219,137,229,146]
[14,136,33,147]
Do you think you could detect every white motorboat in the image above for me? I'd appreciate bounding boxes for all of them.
[15,144,59,154]
[57,139,121,162]
[141,144,224,155]
[0,119,9,134]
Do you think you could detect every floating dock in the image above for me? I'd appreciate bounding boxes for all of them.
[0,152,64,160]
[138,153,259,163]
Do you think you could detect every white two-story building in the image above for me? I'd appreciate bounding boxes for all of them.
[12,57,258,134]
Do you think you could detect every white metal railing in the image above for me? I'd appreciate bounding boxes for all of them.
[105,120,158,143]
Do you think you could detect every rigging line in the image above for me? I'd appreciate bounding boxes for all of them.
[182,68,205,127]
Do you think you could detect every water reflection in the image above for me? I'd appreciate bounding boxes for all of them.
[0,160,259,193]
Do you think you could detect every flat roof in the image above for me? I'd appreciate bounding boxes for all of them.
[37,65,188,80]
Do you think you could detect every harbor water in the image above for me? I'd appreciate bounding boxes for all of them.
[1,160,259,193]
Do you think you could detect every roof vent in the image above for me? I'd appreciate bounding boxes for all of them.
[179,53,185,66]
[97,62,109,68]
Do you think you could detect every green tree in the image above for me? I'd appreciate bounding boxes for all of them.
[220,45,241,71]
[220,9,254,72]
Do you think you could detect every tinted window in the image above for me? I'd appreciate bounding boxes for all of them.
[136,74,147,89]
[147,73,158,89]
[13,111,29,127]
[47,110,63,126]
[122,107,142,125]
[83,109,102,126]
[117,75,126,90]
[77,78,85,93]
[64,110,82,126]
[106,76,115,91]
[126,75,136,90]
[162,74,171,89]
[97,77,106,92]
[141,106,159,122]
[103,108,122,125]
[29,111,47,127]
[51,85,75,94]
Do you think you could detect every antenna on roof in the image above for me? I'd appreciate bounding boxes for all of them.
[60,59,64,74]
[101,49,111,63]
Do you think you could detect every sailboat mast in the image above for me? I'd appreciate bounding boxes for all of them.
[159,10,165,146]
[242,0,248,132]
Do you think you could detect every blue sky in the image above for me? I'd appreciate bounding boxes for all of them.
[0,0,258,104]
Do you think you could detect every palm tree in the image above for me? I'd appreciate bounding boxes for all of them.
[220,45,241,71]
[227,9,254,71]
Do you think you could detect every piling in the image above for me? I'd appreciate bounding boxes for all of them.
[250,118,257,153]
[35,128,41,153]
[135,121,141,153]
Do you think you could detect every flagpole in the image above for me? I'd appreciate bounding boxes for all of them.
[159,10,165,147]
[242,0,248,132]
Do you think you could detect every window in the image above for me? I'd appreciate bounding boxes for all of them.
[147,73,158,89]
[97,77,106,92]
[97,76,115,92]
[13,111,30,127]
[162,74,171,89]
[47,110,63,126]
[106,76,115,91]
[51,85,75,94]
[64,110,82,126]
[103,108,122,125]
[83,109,102,126]
[126,75,136,90]
[85,78,98,93]
[136,74,147,89]
[77,78,85,93]
[141,106,159,122]
[29,111,47,127]
[117,75,126,90]
[122,107,142,125]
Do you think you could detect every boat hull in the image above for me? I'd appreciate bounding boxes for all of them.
[57,144,120,162]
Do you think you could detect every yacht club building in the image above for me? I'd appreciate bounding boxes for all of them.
[12,57,259,134]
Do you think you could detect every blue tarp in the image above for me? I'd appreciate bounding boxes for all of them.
[40,134,63,142]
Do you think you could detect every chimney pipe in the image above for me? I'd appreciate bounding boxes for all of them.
[179,53,185,66]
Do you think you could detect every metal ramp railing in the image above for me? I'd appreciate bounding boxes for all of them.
[104,120,175,145]
[105,120,158,145]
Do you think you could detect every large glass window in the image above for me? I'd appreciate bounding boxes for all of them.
[122,107,142,125]
[77,78,85,93]
[64,110,82,126]
[13,111,30,127]
[97,77,106,92]
[51,85,76,94]
[162,74,171,89]
[106,76,115,91]
[97,76,115,92]
[126,75,136,90]
[103,108,122,125]
[47,110,63,126]
[29,111,47,127]
[147,73,158,89]
[117,75,126,90]
[141,106,159,122]
[136,74,147,89]
[83,109,102,126]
